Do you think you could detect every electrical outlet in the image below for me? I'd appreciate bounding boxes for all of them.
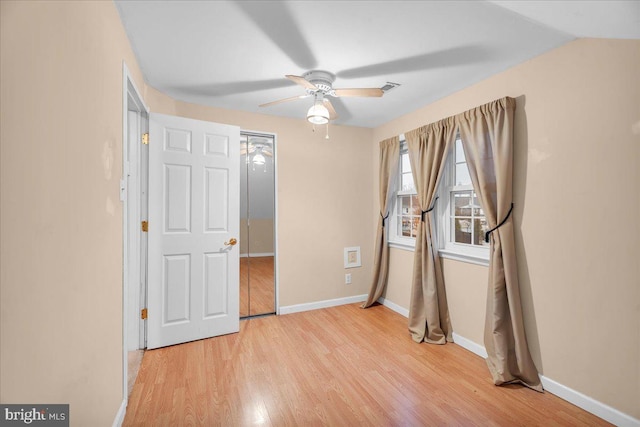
[345,273,352,284]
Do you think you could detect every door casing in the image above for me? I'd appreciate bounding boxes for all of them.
[122,62,149,404]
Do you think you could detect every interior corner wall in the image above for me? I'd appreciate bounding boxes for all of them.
[1,1,146,425]
[371,38,640,419]
[145,87,375,308]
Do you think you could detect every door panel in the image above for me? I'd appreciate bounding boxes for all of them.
[164,164,191,233]
[204,168,228,231]
[147,113,240,349]
[204,253,227,317]
[163,254,190,324]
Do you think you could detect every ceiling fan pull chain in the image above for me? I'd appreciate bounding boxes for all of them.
[325,123,330,140]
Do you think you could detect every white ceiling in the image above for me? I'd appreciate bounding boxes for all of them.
[115,1,640,128]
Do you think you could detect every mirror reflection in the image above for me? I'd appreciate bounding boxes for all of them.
[240,133,275,317]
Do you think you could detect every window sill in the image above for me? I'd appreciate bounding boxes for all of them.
[439,249,489,267]
[388,240,415,252]
[387,241,490,266]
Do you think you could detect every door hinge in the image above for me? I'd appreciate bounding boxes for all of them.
[141,221,148,232]
[142,133,149,145]
[141,308,148,320]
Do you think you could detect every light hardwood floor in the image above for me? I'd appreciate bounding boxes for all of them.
[123,303,610,426]
[240,256,275,317]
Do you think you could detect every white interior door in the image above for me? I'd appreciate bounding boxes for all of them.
[147,113,240,349]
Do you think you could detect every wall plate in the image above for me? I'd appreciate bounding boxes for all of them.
[344,247,361,269]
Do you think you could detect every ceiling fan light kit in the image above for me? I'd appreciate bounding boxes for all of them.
[260,70,394,129]
[252,152,266,165]
[307,99,330,125]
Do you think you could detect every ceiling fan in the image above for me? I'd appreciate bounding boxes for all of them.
[259,70,394,124]
[241,137,273,168]
[240,137,273,157]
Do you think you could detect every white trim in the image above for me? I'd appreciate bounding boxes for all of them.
[112,398,126,427]
[272,133,279,314]
[388,240,415,251]
[540,377,640,427]
[278,294,367,315]
[376,297,409,318]
[239,252,274,258]
[451,332,640,427]
[120,62,149,426]
[451,332,488,358]
[439,249,489,267]
[120,62,131,418]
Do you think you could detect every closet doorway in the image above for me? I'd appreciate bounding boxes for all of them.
[240,132,276,318]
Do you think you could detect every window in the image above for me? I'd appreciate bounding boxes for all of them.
[438,136,490,265]
[388,138,419,249]
[387,135,490,265]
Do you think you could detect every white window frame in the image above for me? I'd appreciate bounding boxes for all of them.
[436,136,490,266]
[388,137,417,251]
[386,134,491,265]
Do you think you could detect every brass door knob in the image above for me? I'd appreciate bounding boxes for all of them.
[224,237,238,246]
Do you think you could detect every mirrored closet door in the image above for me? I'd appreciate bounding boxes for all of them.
[239,132,276,318]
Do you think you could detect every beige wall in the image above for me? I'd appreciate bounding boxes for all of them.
[373,38,640,418]
[0,1,146,425]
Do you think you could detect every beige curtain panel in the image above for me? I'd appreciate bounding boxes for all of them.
[406,118,456,344]
[456,97,542,391]
[362,136,400,308]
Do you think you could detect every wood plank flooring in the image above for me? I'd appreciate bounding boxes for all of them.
[239,256,275,317]
[123,303,610,426]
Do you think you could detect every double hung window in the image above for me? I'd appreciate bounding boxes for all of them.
[388,135,489,265]
[388,139,419,248]
[438,136,489,265]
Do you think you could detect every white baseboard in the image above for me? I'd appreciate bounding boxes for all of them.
[451,331,639,427]
[278,294,367,315]
[112,398,127,427]
[377,297,409,318]
[452,332,488,358]
[540,376,640,427]
[239,252,274,258]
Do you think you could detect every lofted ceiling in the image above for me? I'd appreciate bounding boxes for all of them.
[115,1,640,128]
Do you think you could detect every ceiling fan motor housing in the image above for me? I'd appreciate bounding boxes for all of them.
[303,70,336,95]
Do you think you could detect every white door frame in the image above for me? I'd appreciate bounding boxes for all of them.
[121,62,149,405]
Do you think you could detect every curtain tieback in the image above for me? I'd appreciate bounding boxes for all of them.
[420,197,439,222]
[380,211,389,228]
[484,203,514,243]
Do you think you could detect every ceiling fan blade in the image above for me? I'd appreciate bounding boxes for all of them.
[323,99,338,120]
[234,2,317,70]
[259,94,310,108]
[286,75,317,90]
[337,45,488,79]
[176,78,292,97]
[333,88,384,97]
